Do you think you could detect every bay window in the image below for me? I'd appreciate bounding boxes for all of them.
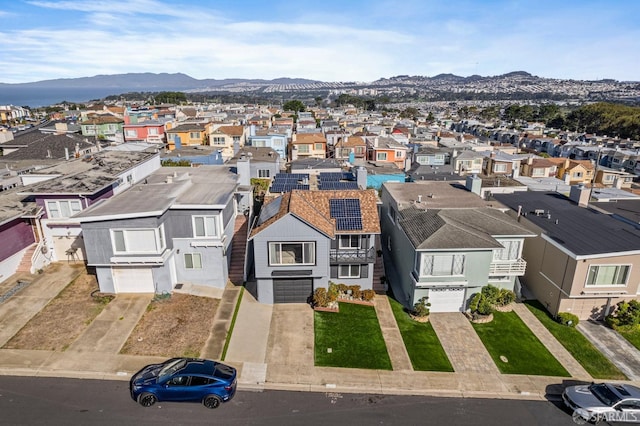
[420,254,465,276]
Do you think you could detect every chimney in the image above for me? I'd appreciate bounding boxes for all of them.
[569,183,590,207]
[166,175,173,184]
[65,147,70,160]
[356,166,367,189]
[417,195,422,203]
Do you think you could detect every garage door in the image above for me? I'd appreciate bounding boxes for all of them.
[112,267,154,293]
[427,287,466,313]
[273,278,313,303]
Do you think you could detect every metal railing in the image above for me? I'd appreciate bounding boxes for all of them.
[330,247,376,263]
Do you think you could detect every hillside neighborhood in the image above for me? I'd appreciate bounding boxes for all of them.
[1,97,640,409]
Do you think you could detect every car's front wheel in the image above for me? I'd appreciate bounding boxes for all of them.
[203,395,222,409]
[137,392,157,407]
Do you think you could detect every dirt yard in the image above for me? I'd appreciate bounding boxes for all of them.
[120,293,219,358]
[3,270,112,351]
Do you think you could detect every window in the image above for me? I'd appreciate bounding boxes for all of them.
[268,242,315,265]
[586,265,629,286]
[193,216,220,238]
[258,169,270,178]
[233,136,240,142]
[573,171,583,178]
[190,376,212,386]
[297,144,310,153]
[46,200,82,218]
[388,206,397,223]
[148,128,158,135]
[189,132,201,140]
[184,253,202,269]
[603,174,615,183]
[339,235,360,248]
[420,254,465,276]
[339,264,360,278]
[111,226,166,254]
[493,240,520,261]
[377,152,388,161]
[125,129,137,138]
[395,150,404,158]
[532,168,545,177]
[494,163,507,173]
[314,143,324,151]
[212,137,226,145]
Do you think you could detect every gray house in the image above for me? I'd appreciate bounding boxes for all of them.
[228,146,281,179]
[381,181,535,312]
[248,189,380,303]
[75,167,240,294]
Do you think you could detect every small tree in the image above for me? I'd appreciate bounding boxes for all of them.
[606,300,640,329]
[412,297,431,318]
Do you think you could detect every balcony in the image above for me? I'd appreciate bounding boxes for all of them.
[489,258,527,276]
[330,247,376,264]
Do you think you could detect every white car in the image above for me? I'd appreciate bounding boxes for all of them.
[563,382,640,424]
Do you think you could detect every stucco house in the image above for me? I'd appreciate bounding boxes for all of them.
[76,166,241,294]
[494,188,640,320]
[247,189,380,304]
[381,181,534,312]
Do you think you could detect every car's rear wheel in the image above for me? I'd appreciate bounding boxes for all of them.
[203,395,222,409]
[137,392,157,407]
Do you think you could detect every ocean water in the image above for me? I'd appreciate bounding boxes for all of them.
[0,86,141,108]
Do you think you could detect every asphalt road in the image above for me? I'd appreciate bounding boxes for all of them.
[0,376,579,426]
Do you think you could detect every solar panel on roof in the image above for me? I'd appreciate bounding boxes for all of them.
[329,198,362,230]
[335,217,363,231]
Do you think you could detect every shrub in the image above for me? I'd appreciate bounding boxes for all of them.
[606,300,640,329]
[337,283,348,293]
[313,288,329,307]
[413,296,431,317]
[556,312,579,327]
[496,288,516,306]
[469,291,494,315]
[362,289,375,302]
[349,285,362,300]
[481,284,500,305]
[469,293,482,313]
[327,283,339,302]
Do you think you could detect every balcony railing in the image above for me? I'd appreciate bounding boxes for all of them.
[330,247,376,264]
[489,258,527,276]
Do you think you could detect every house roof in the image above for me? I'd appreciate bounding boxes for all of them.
[384,181,490,209]
[399,207,530,250]
[75,166,238,222]
[250,189,380,239]
[339,136,365,147]
[166,123,205,133]
[18,151,159,195]
[80,115,123,125]
[214,125,244,136]
[228,146,280,164]
[493,191,640,257]
[0,133,95,161]
[294,133,326,144]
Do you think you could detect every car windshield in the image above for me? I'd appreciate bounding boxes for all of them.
[159,359,186,380]
[590,384,622,407]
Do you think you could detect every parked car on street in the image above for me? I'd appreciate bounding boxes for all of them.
[129,358,237,409]
[563,382,640,423]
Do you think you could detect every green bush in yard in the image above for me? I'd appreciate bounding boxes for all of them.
[606,300,640,329]
[469,292,494,315]
[496,288,516,306]
[556,312,579,327]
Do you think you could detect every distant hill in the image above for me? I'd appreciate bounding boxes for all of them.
[0,73,323,90]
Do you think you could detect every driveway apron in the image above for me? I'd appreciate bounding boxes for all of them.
[429,312,500,374]
[578,320,640,381]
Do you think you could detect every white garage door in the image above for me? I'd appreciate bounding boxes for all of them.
[112,267,154,293]
[428,287,466,313]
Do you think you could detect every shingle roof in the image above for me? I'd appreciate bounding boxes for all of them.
[399,207,532,250]
[494,191,640,256]
[166,123,205,133]
[250,189,380,239]
[0,133,94,161]
[215,125,244,136]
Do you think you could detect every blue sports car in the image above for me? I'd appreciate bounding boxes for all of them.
[129,358,237,409]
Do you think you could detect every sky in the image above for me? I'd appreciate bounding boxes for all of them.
[1,0,639,84]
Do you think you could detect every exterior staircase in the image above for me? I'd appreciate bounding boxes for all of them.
[228,215,248,285]
[372,236,387,294]
[16,244,37,274]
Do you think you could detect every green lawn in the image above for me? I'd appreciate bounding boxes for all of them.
[472,311,570,376]
[314,302,392,370]
[617,327,640,351]
[525,301,626,380]
[388,298,454,372]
